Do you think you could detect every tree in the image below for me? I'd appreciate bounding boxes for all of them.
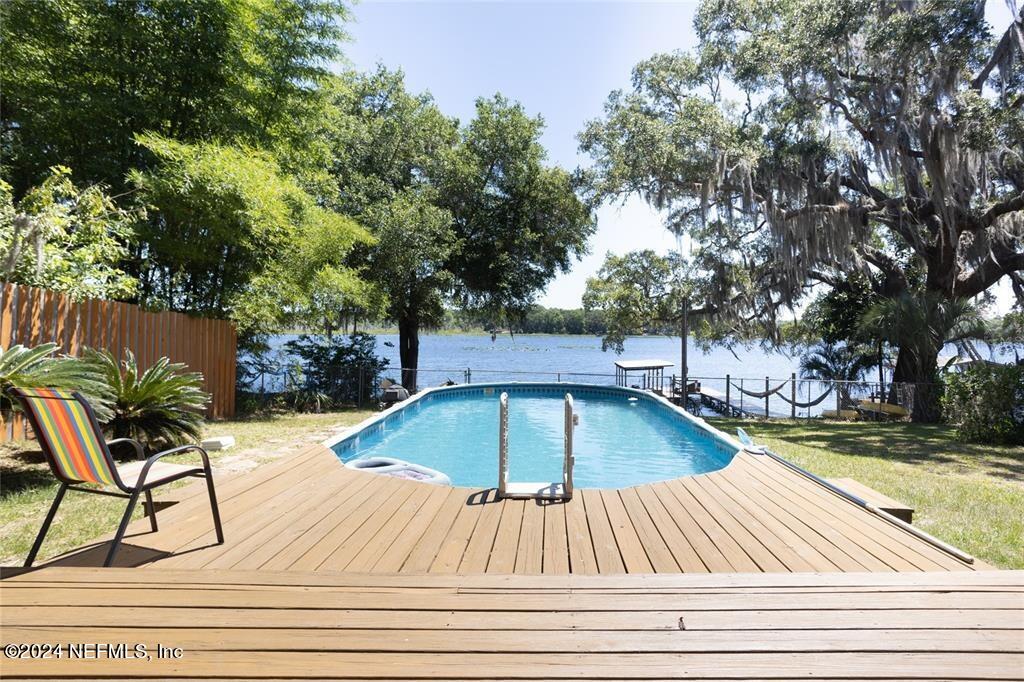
[583,250,689,351]
[363,190,458,388]
[329,76,595,390]
[0,167,137,299]
[438,96,596,325]
[0,0,350,196]
[799,341,877,408]
[130,134,375,347]
[325,68,460,388]
[580,0,1024,394]
[861,291,986,419]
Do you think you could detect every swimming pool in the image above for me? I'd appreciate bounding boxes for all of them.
[328,383,741,489]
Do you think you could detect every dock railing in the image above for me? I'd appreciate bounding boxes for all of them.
[239,363,937,419]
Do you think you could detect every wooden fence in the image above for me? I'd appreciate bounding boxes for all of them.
[1,283,236,441]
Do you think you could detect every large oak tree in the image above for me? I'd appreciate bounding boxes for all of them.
[581,0,1023,393]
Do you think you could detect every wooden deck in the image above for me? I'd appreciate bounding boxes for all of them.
[2,567,1021,679]
[34,443,982,574]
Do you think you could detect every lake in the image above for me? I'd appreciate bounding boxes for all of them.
[260,333,850,417]
[255,332,1021,418]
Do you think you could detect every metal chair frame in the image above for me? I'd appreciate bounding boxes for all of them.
[9,388,224,567]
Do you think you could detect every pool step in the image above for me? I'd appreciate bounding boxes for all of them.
[502,482,569,500]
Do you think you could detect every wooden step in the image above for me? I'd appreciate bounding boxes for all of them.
[828,477,914,523]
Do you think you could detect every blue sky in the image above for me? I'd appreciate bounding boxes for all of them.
[343,0,1018,312]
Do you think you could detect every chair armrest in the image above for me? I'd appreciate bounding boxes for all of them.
[106,438,145,461]
[132,444,212,491]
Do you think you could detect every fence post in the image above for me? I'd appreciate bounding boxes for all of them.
[725,374,730,415]
[791,372,796,419]
[765,376,770,418]
[357,367,364,408]
[836,379,842,418]
[466,367,472,384]
[739,378,744,414]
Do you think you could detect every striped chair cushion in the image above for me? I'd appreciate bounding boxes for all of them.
[17,388,116,486]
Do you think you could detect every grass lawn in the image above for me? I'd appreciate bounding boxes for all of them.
[714,418,1023,569]
[0,408,375,566]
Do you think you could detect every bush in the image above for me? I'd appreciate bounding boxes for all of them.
[0,342,112,421]
[282,333,388,407]
[84,349,209,453]
[942,364,1024,445]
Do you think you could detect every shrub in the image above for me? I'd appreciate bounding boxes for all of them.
[283,333,388,407]
[0,342,112,421]
[942,364,1024,445]
[84,349,209,453]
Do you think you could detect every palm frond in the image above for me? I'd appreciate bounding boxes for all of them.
[0,343,113,421]
[81,348,210,453]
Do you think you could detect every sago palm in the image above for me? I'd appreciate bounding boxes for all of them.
[84,349,209,451]
[0,343,112,420]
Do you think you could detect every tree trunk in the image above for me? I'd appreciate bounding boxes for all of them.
[890,345,942,422]
[398,313,420,392]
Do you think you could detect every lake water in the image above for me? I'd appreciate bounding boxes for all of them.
[259,332,838,417]
[258,332,1020,418]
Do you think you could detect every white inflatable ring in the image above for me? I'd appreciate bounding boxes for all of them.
[346,456,451,486]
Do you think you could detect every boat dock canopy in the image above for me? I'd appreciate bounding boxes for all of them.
[613,359,674,389]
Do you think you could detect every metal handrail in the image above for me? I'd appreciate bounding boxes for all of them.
[498,391,509,497]
[563,393,576,497]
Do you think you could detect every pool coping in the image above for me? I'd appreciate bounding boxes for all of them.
[322,382,751,483]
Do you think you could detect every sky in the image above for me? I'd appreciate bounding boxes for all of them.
[343,0,1019,313]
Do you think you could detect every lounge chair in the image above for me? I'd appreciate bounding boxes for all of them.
[8,387,224,567]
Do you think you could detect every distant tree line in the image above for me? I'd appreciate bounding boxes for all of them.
[510,307,609,335]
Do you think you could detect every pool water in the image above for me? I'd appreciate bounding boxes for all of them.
[331,384,738,488]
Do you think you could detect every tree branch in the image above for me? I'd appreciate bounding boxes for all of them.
[981,191,1024,228]
[954,244,1024,299]
[971,9,1024,91]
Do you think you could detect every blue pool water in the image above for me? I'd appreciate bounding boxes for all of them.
[330,384,738,488]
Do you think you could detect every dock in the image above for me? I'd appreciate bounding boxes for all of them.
[3,439,1019,680]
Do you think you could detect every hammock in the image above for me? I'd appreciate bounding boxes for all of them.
[776,384,834,408]
[730,380,789,399]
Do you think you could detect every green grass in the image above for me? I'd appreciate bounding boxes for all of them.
[0,408,374,566]
[713,418,1024,569]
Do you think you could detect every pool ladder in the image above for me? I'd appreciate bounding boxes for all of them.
[497,392,577,500]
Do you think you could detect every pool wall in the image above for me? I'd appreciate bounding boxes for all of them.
[323,382,747,477]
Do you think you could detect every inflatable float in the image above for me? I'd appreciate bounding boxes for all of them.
[345,456,451,485]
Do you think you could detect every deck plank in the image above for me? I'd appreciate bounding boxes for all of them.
[430,489,492,573]
[580,489,625,573]
[22,444,982,577]
[564,493,599,575]
[400,487,466,573]
[600,488,653,573]
[745,454,966,569]
[542,502,570,574]
[487,499,524,573]
[514,499,545,574]
[1,567,1020,680]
